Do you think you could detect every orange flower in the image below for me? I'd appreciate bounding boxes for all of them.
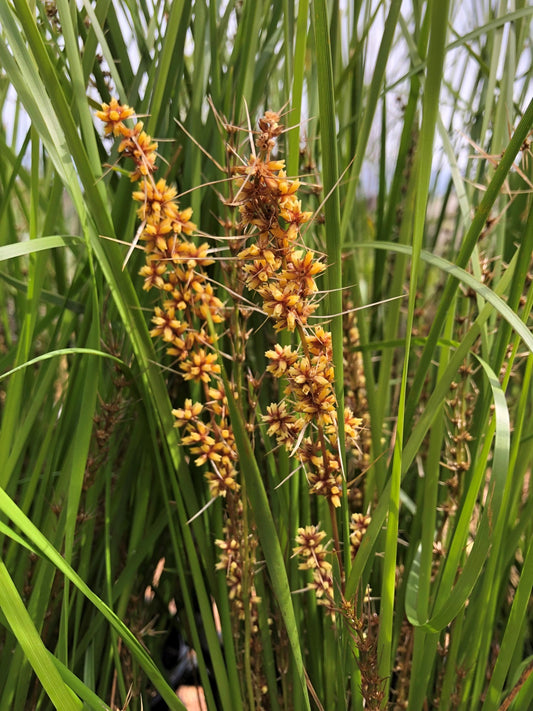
[180,349,221,383]
[294,525,328,561]
[279,194,313,226]
[263,402,302,442]
[132,178,179,223]
[173,241,212,268]
[265,344,299,377]
[306,327,333,359]
[172,399,203,427]
[293,526,334,604]
[206,458,240,497]
[286,356,336,425]
[261,282,305,331]
[118,123,159,179]
[350,513,371,556]
[283,250,326,295]
[139,258,167,291]
[172,207,196,237]
[149,306,187,345]
[141,218,174,255]
[307,448,343,508]
[95,98,134,136]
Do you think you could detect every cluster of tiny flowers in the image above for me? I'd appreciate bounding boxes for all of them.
[215,498,268,702]
[97,102,266,695]
[350,513,372,557]
[294,524,380,703]
[234,113,317,333]
[171,381,242,499]
[343,312,372,474]
[97,99,238,499]
[172,395,239,498]
[293,525,335,613]
[215,503,261,621]
[292,516,371,614]
[233,112,362,510]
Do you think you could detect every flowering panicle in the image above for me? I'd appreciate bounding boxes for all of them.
[227,113,376,651]
[96,99,238,500]
[97,101,269,705]
[215,504,268,703]
[172,396,239,498]
[231,112,362,513]
[98,102,372,700]
[350,513,372,557]
[293,525,335,613]
[215,500,261,619]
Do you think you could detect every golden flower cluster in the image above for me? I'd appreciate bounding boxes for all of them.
[97,103,271,695]
[350,513,372,557]
[172,395,239,498]
[343,312,372,476]
[215,493,267,700]
[293,525,335,612]
[97,101,371,650]
[97,99,237,499]
[234,128,317,334]
[215,504,261,622]
[232,113,362,510]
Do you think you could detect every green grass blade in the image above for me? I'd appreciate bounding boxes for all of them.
[378,2,450,693]
[312,0,347,565]
[480,518,533,710]
[0,488,187,711]
[0,559,83,710]
[146,0,192,135]
[339,0,403,237]
[406,353,510,632]
[358,242,533,357]
[0,235,82,263]
[405,96,533,423]
[0,348,124,383]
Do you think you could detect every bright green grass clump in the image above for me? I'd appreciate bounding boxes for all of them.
[0,2,532,710]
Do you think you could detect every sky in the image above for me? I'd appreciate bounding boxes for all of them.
[2,1,532,197]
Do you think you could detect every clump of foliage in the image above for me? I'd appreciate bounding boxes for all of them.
[0,2,532,711]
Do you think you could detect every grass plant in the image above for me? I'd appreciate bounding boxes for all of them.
[0,2,532,710]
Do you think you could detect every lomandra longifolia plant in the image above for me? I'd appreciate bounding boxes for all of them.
[97,99,378,707]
